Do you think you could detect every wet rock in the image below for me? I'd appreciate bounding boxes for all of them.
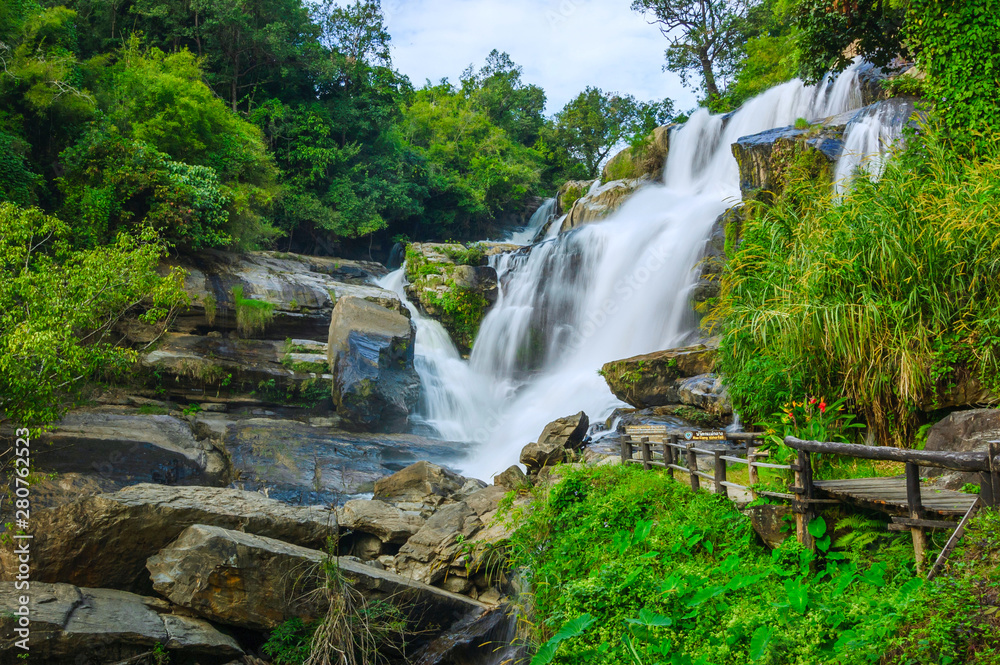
[327,296,420,432]
[676,373,732,415]
[538,411,590,450]
[412,605,525,665]
[395,502,483,585]
[922,409,1000,489]
[732,124,844,202]
[601,344,718,408]
[0,484,337,592]
[519,440,567,474]
[403,243,499,353]
[556,180,595,215]
[373,461,468,512]
[494,465,528,491]
[856,60,913,106]
[147,524,486,634]
[217,415,467,504]
[744,504,793,549]
[0,582,242,663]
[338,499,426,545]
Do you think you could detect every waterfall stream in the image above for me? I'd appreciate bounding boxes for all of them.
[381,61,906,483]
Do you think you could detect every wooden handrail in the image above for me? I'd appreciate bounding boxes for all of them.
[784,436,989,472]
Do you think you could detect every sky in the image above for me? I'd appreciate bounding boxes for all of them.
[382,0,701,115]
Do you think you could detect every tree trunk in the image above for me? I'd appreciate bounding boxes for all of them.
[700,52,720,100]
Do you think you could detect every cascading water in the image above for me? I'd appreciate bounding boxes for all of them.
[506,197,556,245]
[833,98,909,195]
[389,61,906,482]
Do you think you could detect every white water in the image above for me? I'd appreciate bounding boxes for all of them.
[388,62,907,482]
[833,101,905,195]
[506,197,556,245]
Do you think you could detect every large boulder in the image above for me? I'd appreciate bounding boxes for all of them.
[0,582,242,663]
[403,243,499,353]
[373,461,468,512]
[519,412,591,474]
[147,525,486,634]
[394,502,484,586]
[732,124,844,202]
[560,179,642,233]
[327,296,420,432]
[601,344,718,408]
[602,124,674,182]
[338,499,426,544]
[0,484,337,592]
[922,409,1000,489]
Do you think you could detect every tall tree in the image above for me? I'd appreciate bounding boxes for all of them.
[460,50,546,147]
[631,0,752,101]
[549,87,674,177]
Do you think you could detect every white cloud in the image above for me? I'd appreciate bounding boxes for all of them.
[384,0,700,114]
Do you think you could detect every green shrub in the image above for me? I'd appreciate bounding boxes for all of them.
[715,127,1000,445]
[231,285,274,338]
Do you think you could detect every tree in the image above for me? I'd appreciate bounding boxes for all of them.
[0,203,186,427]
[460,50,547,147]
[549,87,674,178]
[632,0,752,101]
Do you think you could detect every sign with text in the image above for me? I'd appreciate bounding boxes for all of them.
[683,430,728,441]
[624,424,670,436]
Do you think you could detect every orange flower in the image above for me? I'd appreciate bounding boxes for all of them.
[819,400,827,413]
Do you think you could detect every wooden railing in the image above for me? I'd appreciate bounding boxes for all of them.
[620,427,1000,576]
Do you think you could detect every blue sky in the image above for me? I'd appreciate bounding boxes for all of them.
[383,0,701,115]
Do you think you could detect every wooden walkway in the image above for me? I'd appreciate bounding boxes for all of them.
[813,477,979,517]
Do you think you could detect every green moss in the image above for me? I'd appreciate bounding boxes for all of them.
[559,182,588,212]
[794,117,810,130]
[428,284,488,352]
[231,285,274,338]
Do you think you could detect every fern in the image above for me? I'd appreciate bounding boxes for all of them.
[833,515,887,557]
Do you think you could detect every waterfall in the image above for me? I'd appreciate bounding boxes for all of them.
[506,197,556,245]
[388,61,909,483]
[833,99,908,195]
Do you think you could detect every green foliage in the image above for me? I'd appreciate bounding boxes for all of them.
[907,0,1000,152]
[428,284,488,352]
[509,464,940,664]
[716,128,1000,445]
[263,617,316,665]
[231,285,274,338]
[0,203,186,427]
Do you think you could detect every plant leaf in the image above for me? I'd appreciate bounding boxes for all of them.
[749,625,773,660]
[808,516,827,538]
[530,613,597,665]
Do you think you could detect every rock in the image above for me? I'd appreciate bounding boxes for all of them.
[676,374,732,415]
[412,606,526,665]
[919,372,998,412]
[732,124,844,202]
[494,465,528,491]
[338,499,426,544]
[519,440,566,474]
[601,344,718,408]
[147,525,486,634]
[538,411,590,450]
[602,124,674,182]
[374,461,467,512]
[922,409,1000,489]
[327,296,420,432]
[464,485,507,517]
[0,484,337,592]
[403,243,499,353]
[556,180,595,215]
[744,504,793,549]
[395,502,483,585]
[856,59,913,106]
[560,179,642,233]
[141,333,332,406]
[216,415,468,504]
[0,582,242,663]
[163,250,398,342]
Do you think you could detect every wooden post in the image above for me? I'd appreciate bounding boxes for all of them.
[620,434,628,464]
[714,450,727,497]
[906,461,927,574]
[747,442,760,501]
[641,437,651,471]
[687,444,700,492]
[663,436,675,479]
[622,435,634,465]
[794,450,815,549]
[987,441,1000,507]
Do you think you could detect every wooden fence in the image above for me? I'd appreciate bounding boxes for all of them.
[620,426,1000,576]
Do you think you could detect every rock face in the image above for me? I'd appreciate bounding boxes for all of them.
[0,484,337,592]
[519,412,590,474]
[602,124,674,182]
[148,524,486,632]
[327,296,420,432]
[922,409,1000,488]
[0,582,242,663]
[30,410,228,502]
[165,250,393,342]
[601,344,718,408]
[404,243,499,353]
[744,504,793,549]
[142,333,332,407]
[395,502,484,585]
[338,499,426,544]
[373,460,468,512]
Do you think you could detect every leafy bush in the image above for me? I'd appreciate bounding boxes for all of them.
[716,128,1000,445]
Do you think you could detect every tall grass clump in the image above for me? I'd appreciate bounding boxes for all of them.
[716,126,1000,446]
[231,284,274,337]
